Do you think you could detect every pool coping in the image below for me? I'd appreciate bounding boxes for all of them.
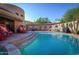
[34,31,79,40]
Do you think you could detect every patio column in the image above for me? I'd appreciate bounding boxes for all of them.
[14,20,24,33]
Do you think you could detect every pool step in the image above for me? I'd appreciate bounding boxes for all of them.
[4,44,21,55]
[12,32,36,48]
[18,33,36,48]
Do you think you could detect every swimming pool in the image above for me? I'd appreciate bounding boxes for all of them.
[20,32,79,55]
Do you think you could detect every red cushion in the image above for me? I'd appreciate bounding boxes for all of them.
[0,33,6,41]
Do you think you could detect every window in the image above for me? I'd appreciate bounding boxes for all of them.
[16,13,19,16]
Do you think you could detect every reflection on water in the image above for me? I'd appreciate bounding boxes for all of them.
[21,32,79,55]
[52,33,79,54]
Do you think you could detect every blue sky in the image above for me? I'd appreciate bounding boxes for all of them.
[13,3,79,22]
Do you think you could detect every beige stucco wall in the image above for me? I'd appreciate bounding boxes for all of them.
[0,3,24,21]
[63,21,79,33]
[27,23,63,32]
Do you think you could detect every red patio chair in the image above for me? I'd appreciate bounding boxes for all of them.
[0,32,5,41]
[0,24,13,41]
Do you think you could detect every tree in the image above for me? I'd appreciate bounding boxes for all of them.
[60,7,79,34]
[35,17,51,24]
[25,21,34,24]
[59,18,65,23]
[64,7,79,22]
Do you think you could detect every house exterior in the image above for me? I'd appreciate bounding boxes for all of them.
[27,23,63,32]
[0,3,25,32]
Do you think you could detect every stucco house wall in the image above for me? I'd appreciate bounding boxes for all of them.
[0,3,25,32]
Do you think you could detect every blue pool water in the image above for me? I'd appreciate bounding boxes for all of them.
[20,32,79,55]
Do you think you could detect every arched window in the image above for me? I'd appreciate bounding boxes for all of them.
[16,13,19,16]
